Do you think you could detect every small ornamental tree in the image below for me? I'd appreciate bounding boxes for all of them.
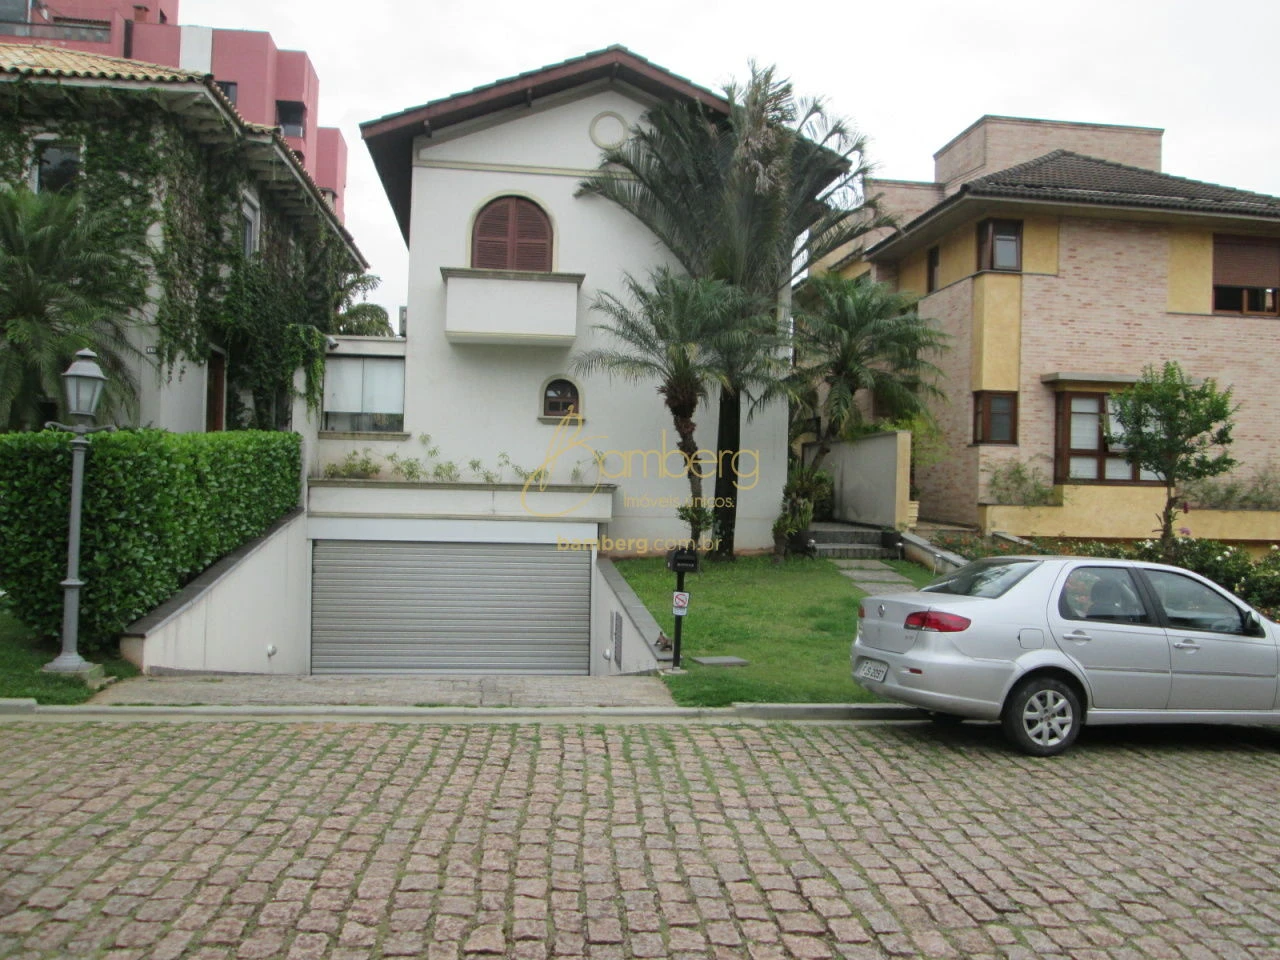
[1109,361,1237,557]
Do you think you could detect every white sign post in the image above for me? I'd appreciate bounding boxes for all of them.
[672,591,690,617]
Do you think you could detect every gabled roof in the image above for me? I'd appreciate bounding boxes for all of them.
[0,44,365,268]
[963,150,1280,218]
[0,42,205,84]
[868,150,1280,261]
[361,45,730,243]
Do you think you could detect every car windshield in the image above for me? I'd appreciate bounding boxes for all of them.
[924,558,1039,598]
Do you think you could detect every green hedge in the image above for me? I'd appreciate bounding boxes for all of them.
[0,429,300,651]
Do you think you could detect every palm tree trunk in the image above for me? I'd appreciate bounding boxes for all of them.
[673,414,705,543]
[711,388,741,559]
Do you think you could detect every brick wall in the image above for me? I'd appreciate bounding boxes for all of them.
[914,279,981,525]
[935,117,1163,194]
[1017,217,1278,487]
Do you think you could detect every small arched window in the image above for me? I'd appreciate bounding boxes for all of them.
[543,379,579,418]
[472,196,552,271]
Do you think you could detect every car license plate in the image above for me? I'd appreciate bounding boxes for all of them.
[856,659,888,683]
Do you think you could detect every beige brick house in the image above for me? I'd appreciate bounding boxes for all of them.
[823,115,1280,544]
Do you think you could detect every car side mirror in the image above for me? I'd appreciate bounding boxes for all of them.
[1246,611,1267,638]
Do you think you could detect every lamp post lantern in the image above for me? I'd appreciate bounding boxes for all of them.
[44,349,113,676]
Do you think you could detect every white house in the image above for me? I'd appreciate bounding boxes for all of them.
[291,47,788,675]
[113,47,790,678]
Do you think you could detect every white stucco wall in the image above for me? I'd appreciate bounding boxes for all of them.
[128,324,209,433]
[121,510,310,674]
[592,558,663,676]
[327,85,785,555]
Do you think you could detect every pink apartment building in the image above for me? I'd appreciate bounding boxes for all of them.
[0,0,346,218]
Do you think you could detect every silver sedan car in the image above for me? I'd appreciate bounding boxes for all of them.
[852,556,1279,755]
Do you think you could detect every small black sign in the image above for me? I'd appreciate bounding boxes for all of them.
[665,547,699,573]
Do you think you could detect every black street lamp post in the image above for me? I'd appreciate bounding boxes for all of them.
[44,349,113,676]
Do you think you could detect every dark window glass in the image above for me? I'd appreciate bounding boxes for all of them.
[216,80,238,106]
[974,391,1017,444]
[1145,570,1245,634]
[978,219,1022,272]
[276,100,305,137]
[926,246,940,293]
[543,379,579,417]
[0,0,28,22]
[1059,567,1150,623]
[924,558,1040,598]
[36,143,79,193]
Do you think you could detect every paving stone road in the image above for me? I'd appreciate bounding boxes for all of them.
[3,719,1280,959]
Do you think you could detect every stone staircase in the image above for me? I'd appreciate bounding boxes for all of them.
[808,521,900,560]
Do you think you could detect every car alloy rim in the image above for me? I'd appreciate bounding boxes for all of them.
[1021,690,1073,746]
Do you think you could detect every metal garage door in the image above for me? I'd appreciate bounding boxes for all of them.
[311,541,591,674]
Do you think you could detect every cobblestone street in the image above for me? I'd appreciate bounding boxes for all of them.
[2,719,1280,959]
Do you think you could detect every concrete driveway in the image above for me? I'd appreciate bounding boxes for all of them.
[2,718,1280,959]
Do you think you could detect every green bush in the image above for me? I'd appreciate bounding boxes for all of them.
[0,429,300,651]
[786,463,834,521]
[984,459,1056,506]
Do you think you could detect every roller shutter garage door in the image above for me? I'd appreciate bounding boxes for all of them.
[312,541,591,674]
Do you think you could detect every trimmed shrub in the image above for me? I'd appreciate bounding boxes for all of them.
[0,429,300,651]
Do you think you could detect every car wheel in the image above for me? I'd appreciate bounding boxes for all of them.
[928,712,964,726]
[1002,677,1081,757]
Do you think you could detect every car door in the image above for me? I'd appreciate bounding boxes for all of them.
[1047,564,1171,709]
[1139,568,1279,711]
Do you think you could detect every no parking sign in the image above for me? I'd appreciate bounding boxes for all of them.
[672,591,690,617]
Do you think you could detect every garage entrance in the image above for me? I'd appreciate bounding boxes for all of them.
[311,540,591,674]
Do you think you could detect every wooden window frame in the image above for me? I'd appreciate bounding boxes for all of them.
[977,219,1022,272]
[542,378,580,418]
[926,245,940,293]
[471,196,553,272]
[1212,235,1280,316]
[973,391,1017,445]
[1054,391,1160,485]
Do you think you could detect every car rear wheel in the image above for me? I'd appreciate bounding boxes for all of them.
[1002,677,1081,757]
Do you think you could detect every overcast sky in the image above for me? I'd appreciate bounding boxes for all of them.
[183,0,1280,318]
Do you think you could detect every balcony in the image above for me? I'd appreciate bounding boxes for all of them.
[441,267,583,345]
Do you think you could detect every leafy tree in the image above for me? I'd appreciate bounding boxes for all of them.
[573,269,755,544]
[1109,361,1237,556]
[332,272,393,336]
[0,184,140,430]
[791,273,947,470]
[580,65,892,558]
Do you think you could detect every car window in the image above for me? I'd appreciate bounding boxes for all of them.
[925,559,1039,598]
[1058,567,1150,624]
[1145,570,1245,635]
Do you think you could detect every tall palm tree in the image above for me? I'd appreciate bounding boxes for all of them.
[792,272,948,470]
[580,64,894,556]
[0,185,140,430]
[573,269,752,544]
[333,271,393,337]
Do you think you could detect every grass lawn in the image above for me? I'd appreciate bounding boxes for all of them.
[0,609,138,704]
[616,554,936,707]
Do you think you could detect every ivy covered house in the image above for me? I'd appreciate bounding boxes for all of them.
[0,43,366,431]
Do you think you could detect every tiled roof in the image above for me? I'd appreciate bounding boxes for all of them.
[962,150,1280,218]
[0,43,206,85]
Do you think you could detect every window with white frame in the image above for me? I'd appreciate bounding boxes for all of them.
[323,357,405,433]
[240,197,260,258]
[31,139,80,193]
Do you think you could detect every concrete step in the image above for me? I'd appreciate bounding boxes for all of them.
[807,527,885,545]
[814,543,899,560]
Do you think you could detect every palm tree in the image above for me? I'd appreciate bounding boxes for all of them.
[573,269,752,544]
[0,185,140,430]
[792,272,948,470]
[333,272,393,337]
[580,64,893,557]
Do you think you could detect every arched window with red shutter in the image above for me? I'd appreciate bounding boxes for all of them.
[471,196,553,271]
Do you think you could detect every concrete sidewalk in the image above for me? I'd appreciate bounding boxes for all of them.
[87,673,678,708]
